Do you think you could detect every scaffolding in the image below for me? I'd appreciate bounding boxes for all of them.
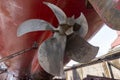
[64,48,120,80]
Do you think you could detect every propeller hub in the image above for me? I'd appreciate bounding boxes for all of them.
[59,24,73,35]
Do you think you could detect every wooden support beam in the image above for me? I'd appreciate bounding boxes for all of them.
[107,62,114,79]
[64,51,120,71]
[108,62,120,70]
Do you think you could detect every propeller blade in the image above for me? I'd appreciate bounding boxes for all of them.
[75,13,88,37]
[17,19,55,36]
[65,33,99,63]
[43,2,67,24]
[38,33,66,76]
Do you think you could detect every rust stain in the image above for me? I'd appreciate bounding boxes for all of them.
[0,3,10,17]
[115,0,120,10]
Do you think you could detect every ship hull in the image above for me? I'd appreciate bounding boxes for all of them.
[0,0,103,79]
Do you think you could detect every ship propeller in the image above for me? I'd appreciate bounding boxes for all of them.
[17,2,99,76]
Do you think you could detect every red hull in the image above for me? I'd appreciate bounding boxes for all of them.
[2,0,120,79]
